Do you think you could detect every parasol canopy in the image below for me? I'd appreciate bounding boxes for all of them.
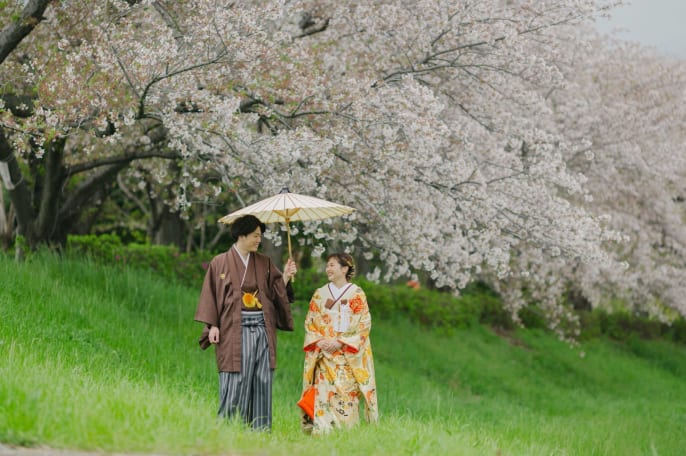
[219,187,355,257]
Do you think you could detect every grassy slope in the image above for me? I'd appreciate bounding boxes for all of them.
[1,253,685,455]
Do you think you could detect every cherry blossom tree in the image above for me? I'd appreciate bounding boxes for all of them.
[483,20,686,339]
[561,32,683,316]
[239,0,625,292]
[1,1,182,252]
[11,0,683,336]
[572,38,686,323]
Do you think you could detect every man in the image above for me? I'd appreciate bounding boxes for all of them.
[195,214,297,430]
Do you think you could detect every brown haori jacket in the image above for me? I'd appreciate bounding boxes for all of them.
[194,247,294,372]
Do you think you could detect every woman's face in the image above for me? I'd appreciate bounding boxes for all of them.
[326,258,348,283]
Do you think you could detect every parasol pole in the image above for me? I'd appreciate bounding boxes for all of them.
[285,216,294,283]
[285,216,292,259]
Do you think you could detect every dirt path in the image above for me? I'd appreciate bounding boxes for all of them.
[0,444,167,456]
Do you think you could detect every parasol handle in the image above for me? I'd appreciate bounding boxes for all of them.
[286,219,294,283]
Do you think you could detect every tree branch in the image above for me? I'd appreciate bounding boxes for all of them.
[59,162,129,221]
[0,0,52,65]
[67,148,181,175]
[67,123,173,175]
[0,93,35,118]
[117,171,149,219]
[0,128,36,239]
[295,17,330,39]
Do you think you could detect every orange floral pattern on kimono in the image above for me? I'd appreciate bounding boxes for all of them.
[300,283,378,434]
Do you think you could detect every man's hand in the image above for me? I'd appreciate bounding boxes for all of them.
[283,258,297,284]
[209,325,220,344]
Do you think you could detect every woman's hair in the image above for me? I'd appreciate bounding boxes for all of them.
[231,215,267,240]
[327,253,355,281]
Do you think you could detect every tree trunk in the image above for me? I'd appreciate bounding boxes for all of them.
[35,137,67,246]
[152,206,186,249]
[0,129,37,254]
[0,186,10,249]
[0,187,5,232]
[353,250,371,279]
[2,129,128,254]
[261,235,286,267]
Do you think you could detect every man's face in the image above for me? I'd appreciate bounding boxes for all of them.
[237,226,262,253]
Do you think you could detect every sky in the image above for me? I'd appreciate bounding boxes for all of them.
[595,0,686,58]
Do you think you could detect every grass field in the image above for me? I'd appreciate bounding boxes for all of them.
[1,252,685,455]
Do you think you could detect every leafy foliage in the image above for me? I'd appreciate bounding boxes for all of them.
[2,0,686,339]
[62,235,686,344]
[67,234,208,289]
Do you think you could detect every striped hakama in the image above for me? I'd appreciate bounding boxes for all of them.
[218,311,273,430]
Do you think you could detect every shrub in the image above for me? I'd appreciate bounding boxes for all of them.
[67,234,208,289]
[356,278,491,332]
[64,234,686,343]
[663,318,686,344]
[67,233,123,260]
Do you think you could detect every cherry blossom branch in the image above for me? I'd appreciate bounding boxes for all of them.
[0,0,52,65]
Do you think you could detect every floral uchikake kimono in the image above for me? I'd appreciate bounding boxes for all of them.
[301,282,378,434]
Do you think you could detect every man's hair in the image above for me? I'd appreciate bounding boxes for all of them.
[231,215,267,240]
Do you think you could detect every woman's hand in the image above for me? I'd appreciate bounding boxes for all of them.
[317,339,342,353]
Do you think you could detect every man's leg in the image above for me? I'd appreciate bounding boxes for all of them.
[249,324,272,430]
[217,316,257,423]
[218,370,245,420]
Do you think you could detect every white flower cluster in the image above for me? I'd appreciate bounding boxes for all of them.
[3,0,685,335]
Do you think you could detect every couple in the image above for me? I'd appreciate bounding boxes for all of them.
[194,215,378,435]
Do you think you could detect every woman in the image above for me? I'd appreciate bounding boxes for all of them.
[298,253,378,434]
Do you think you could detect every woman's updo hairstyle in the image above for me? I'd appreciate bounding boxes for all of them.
[327,253,355,281]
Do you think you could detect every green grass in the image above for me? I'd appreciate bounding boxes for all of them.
[1,252,685,455]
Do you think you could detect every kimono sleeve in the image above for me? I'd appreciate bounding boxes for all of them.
[302,293,325,385]
[268,258,294,331]
[194,260,222,350]
[303,294,325,351]
[340,288,378,422]
[194,260,220,327]
[337,289,372,354]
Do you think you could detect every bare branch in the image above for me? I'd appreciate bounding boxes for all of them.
[296,17,330,38]
[0,0,52,65]
[67,148,181,175]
